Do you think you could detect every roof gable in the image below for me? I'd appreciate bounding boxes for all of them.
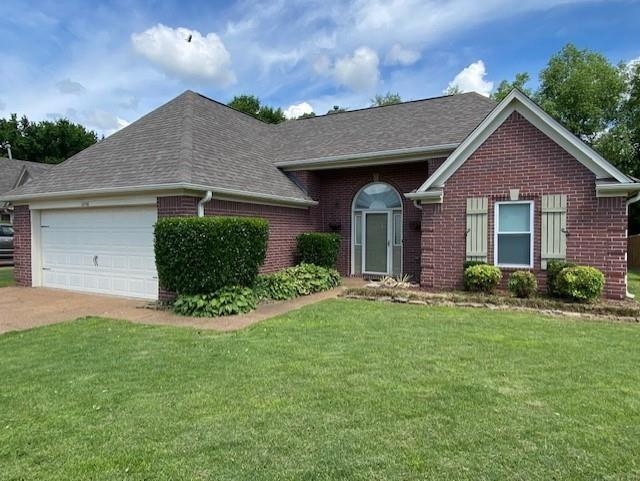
[409,89,633,199]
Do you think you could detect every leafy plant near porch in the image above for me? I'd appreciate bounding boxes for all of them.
[154,216,269,295]
[173,264,341,317]
[296,233,341,268]
[254,263,341,301]
[173,286,257,317]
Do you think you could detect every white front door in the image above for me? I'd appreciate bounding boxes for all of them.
[40,206,158,299]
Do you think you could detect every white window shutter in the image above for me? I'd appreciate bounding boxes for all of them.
[466,197,488,262]
[541,194,567,269]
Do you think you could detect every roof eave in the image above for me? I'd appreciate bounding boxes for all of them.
[404,189,443,203]
[275,144,458,171]
[595,182,640,197]
[0,183,318,209]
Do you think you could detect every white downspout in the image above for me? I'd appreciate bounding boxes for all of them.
[412,200,422,210]
[197,191,212,217]
[625,192,640,298]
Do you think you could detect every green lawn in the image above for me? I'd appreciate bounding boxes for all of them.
[1,300,639,480]
[0,266,14,287]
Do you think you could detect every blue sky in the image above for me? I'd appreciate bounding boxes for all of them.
[0,0,638,135]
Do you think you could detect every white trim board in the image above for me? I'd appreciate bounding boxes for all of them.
[412,89,635,200]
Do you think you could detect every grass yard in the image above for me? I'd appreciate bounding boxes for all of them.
[0,266,14,287]
[1,300,639,480]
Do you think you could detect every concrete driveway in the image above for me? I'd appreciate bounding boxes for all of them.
[0,285,346,335]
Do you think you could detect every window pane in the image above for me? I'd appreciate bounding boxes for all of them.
[355,183,401,209]
[498,204,530,232]
[497,233,530,265]
[393,213,401,245]
[354,214,362,245]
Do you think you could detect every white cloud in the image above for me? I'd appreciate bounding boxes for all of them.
[284,101,314,119]
[313,54,332,75]
[131,24,236,86]
[385,44,420,66]
[334,47,380,92]
[445,60,493,96]
[56,78,86,95]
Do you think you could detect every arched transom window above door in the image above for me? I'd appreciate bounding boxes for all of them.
[354,182,402,210]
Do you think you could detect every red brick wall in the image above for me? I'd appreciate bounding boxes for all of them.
[12,205,31,287]
[204,199,317,272]
[293,161,442,282]
[157,196,198,217]
[421,112,628,299]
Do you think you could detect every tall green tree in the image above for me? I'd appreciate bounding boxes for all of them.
[371,92,402,106]
[227,94,286,124]
[491,72,533,102]
[0,114,98,164]
[327,106,347,114]
[536,43,626,142]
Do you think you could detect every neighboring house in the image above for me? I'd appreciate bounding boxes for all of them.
[0,157,53,223]
[1,89,638,300]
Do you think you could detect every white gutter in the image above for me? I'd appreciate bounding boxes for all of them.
[197,191,212,217]
[405,189,444,203]
[275,143,458,171]
[0,182,318,208]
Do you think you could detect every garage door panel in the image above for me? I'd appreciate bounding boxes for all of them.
[40,207,158,299]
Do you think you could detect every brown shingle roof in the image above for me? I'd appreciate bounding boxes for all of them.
[3,90,496,202]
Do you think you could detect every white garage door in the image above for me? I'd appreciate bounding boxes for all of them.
[40,206,158,299]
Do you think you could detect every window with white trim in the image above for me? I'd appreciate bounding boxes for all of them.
[494,201,533,268]
[354,213,362,245]
[393,212,402,246]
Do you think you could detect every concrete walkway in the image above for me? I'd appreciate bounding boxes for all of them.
[0,279,364,335]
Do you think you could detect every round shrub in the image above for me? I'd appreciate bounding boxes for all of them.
[296,233,341,268]
[463,264,502,293]
[556,265,605,302]
[507,271,538,298]
[155,216,269,295]
[547,260,576,297]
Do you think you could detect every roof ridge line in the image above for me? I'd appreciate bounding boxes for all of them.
[179,92,195,184]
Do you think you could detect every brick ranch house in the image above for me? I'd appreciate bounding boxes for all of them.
[2,89,639,300]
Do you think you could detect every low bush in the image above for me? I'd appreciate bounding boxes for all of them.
[464,264,502,293]
[296,233,341,268]
[173,286,257,317]
[255,263,341,301]
[556,265,605,302]
[155,216,269,295]
[463,260,487,271]
[547,260,576,297]
[507,271,538,298]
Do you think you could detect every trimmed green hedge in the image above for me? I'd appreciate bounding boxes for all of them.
[296,233,341,268]
[155,216,269,295]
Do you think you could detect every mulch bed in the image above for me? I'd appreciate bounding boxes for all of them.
[342,286,640,323]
